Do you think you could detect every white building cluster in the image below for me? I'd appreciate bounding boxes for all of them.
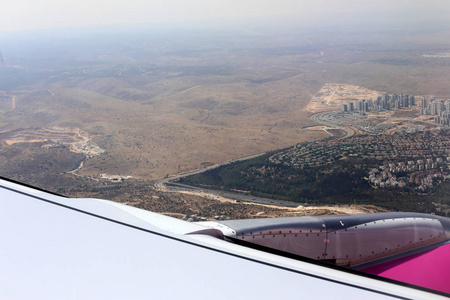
[342,93,416,115]
[368,158,449,191]
[420,98,450,126]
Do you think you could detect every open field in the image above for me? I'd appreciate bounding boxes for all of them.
[1,24,450,218]
[0,65,328,183]
[305,83,383,113]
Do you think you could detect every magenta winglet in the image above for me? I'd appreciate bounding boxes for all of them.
[362,244,450,294]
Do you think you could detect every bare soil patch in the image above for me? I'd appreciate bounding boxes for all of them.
[305,83,383,114]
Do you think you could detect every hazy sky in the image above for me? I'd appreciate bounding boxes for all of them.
[1,0,449,33]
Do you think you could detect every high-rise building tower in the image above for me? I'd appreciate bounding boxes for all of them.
[342,104,348,112]
[358,100,365,111]
[430,101,439,115]
[440,100,446,112]
[421,98,427,108]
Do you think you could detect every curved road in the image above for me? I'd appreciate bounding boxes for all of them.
[155,111,356,207]
[155,151,265,191]
[154,152,304,208]
[310,111,355,140]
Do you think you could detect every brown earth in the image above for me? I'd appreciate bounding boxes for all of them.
[305,83,383,113]
[2,26,450,218]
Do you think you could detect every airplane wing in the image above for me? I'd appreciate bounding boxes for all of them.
[0,178,447,299]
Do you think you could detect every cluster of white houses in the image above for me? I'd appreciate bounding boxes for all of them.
[368,157,449,191]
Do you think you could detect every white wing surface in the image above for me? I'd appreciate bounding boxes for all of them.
[0,179,444,300]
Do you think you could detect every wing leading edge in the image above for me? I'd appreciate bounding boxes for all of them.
[0,178,447,299]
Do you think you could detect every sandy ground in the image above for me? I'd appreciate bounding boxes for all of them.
[172,189,380,215]
[305,83,383,113]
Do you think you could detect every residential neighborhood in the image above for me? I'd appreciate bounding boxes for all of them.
[270,129,450,191]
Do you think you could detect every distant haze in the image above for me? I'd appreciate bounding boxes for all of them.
[1,0,450,33]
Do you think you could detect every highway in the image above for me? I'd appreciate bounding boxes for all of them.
[155,111,355,207]
[155,151,305,207]
[310,111,355,139]
[165,182,300,207]
[154,151,265,191]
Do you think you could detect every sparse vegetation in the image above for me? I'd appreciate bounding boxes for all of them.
[1,24,450,218]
